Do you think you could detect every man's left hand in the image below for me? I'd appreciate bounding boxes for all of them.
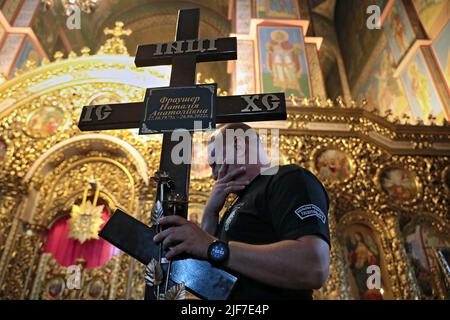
[153,215,217,260]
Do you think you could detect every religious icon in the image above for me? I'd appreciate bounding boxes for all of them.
[401,50,446,124]
[313,148,354,183]
[0,139,6,167]
[384,0,415,64]
[257,0,299,19]
[26,106,66,138]
[86,277,105,299]
[343,225,387,300]
[258,26,311,98]
[404,223,450,299]
[379,167,418,201]
[44,277,65,299]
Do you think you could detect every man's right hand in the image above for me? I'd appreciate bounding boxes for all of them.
[204,164,249,217]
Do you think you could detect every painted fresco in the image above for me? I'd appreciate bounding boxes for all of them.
[258,26,311,98]
[257,0,299,19]
[401,50,447,123]
[384,0,416,64]
[358,45,411,118]
[431,22,450,88]
[12,38,42,76]
[413,0,449,36]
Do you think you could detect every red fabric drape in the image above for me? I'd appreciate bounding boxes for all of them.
[43,207,120,269]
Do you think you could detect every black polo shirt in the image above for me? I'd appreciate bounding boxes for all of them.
[216,164,330,300]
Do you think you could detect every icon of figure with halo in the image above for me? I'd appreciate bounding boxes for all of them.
[266,30,303,95]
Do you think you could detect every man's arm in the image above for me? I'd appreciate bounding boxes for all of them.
[200,210,219,235]
[226,236,330,290]
[155,216,330,291]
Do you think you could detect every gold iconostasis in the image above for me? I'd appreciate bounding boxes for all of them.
[0,0,449,300]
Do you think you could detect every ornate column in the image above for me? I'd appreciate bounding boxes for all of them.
[0,221,46,299]
[323,200,351,299]
[124,184,153,300]
[0,181,28,290]
[384,215,420,299]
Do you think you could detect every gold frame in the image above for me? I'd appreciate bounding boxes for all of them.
[309,145,356,186]
[84,276,106,300]
[0,21,448,300]
[24,105,69,139]
[42,276,66,300]
[375,165,422,204]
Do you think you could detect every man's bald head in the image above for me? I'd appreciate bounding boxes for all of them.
[207,122,268,167]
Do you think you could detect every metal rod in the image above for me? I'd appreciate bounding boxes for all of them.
[163,203,176,295]
[156,183,165,300]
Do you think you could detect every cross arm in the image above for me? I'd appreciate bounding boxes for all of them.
[78,93,286,132]
[135,37,237,67]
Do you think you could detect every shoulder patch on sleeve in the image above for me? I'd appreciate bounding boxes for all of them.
[294,204,326,224]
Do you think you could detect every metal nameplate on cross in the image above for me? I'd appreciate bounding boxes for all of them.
[78,8,286,300]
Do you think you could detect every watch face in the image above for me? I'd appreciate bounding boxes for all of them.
[210,242,227,262]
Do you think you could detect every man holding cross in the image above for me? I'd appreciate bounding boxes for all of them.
[153,122,331,299]
[86,8,329,300]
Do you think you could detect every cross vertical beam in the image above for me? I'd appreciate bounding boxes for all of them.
[158,8,200,216]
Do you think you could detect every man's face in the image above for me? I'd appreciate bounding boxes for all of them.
[208,138,247,182]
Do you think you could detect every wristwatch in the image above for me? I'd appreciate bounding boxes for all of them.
[207,240,230,265]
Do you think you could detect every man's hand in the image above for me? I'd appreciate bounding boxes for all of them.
[153,215,217,260]
[204,164,249,216]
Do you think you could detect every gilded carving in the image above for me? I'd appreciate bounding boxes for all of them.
[0,20,448,300]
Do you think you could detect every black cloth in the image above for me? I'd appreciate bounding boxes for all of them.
[215,164,330,300]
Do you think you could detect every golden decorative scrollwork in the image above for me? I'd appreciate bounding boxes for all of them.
[0,20,448,300]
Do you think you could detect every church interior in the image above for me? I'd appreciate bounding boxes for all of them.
[0,0,449,300]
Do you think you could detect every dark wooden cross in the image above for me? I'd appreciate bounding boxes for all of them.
[79,8,286,300]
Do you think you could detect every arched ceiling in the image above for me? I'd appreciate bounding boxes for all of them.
[31,0,231,92]
[308,0,340,97]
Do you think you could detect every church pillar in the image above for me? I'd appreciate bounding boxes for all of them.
[323,200,352,299]
[124,184,153,300]
[0,220,46,299]
[0,181,28,290]
[0,180,48,299]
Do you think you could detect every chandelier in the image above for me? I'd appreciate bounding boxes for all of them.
[41,0,98,16]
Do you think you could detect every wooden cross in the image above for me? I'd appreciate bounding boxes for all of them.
[80,8,286,300]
